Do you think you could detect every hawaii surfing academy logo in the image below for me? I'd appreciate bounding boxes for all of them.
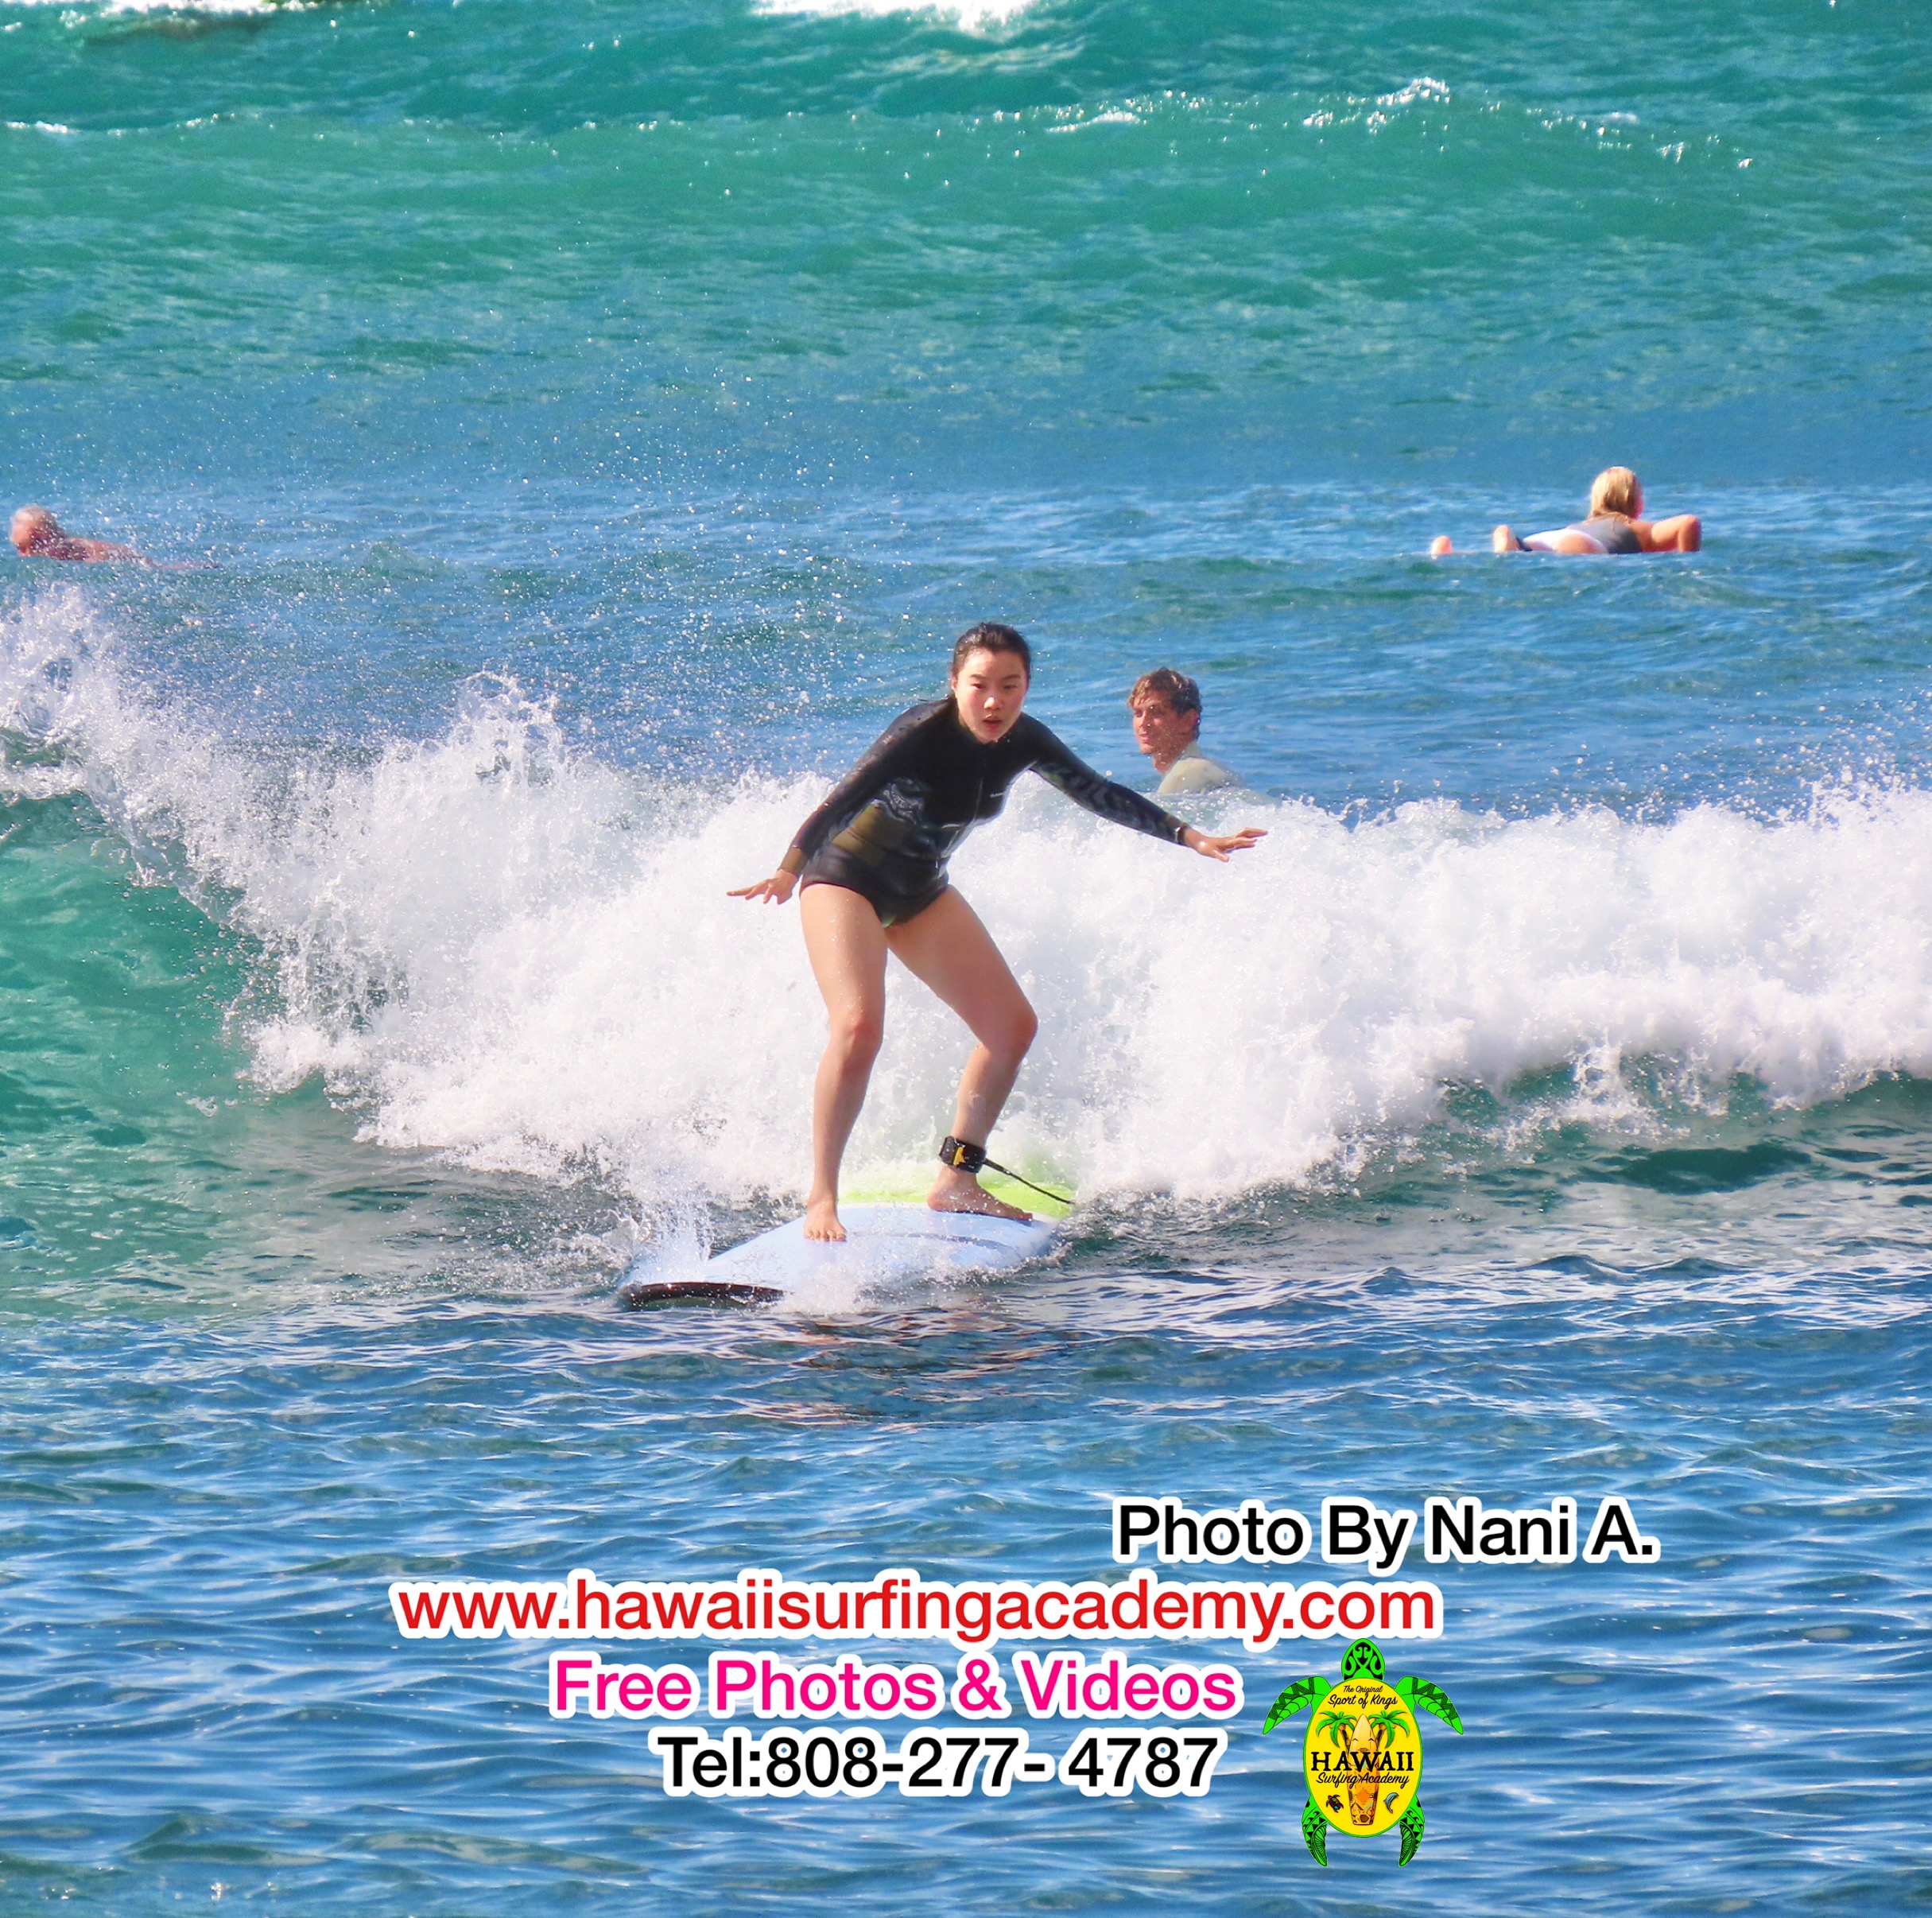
[1262,1637,1462,1866]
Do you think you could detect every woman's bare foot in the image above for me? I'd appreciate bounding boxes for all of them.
[803,1194,847,1242]
[927,1166,1031,1222]
[1429,535,1453,557]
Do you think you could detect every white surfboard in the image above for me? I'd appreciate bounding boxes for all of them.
[619,1203,1060,1308]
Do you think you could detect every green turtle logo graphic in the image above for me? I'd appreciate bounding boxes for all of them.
[1263,1636,1462,1866]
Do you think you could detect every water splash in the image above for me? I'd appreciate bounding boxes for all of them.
[755,0,1041,30]
[9,592,1932,1212]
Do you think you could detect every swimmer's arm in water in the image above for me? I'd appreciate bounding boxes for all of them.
[728,701,938,904]
[1026,724,1265,860]
[1634,513,1701,553]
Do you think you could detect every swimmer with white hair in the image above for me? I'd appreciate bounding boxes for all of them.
[11,505,147,565]
[1429,468,1701,557]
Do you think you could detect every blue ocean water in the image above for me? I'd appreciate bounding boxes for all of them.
[3,0,1930,1910]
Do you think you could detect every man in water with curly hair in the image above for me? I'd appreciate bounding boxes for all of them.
[1127,668,1240,795]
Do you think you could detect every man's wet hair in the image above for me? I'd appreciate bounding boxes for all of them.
[952,622,1032,680]
[1128,667,1203,722]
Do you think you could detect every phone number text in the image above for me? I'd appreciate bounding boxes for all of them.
[648,1725,1227,1799]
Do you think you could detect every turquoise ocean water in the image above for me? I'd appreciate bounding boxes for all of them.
[3,0,1930,1909]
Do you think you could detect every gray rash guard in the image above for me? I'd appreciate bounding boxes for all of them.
[782,699,1191,925]
[1571,515,1644,553]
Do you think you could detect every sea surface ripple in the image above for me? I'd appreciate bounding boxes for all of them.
[3,1,1930,1912]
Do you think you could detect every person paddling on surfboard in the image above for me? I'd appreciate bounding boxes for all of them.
[731,623,1265,1243]
[1427,467,1701,557]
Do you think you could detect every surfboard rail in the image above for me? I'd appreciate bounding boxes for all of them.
[619,1202,1061,1308]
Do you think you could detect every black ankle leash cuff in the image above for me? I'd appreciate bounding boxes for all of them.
[937,1136,1068,1207]
[938,1136,987,1174]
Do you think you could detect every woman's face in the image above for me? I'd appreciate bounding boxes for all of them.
[951,648,1030,743]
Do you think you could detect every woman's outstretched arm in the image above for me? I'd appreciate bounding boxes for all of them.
[1181,823,1267,860]
[1026,723,1266,860]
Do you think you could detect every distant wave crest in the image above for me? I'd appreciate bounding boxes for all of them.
[755,0,1041,30]
[9,0,291,14]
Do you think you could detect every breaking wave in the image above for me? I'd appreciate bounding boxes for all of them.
[7,591,1932,1207]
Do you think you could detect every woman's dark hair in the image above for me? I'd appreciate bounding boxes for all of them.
[950,622,1032,681]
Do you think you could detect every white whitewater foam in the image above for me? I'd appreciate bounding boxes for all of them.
[756,0,1038,30]
[10,0,287,14]
[8,593,1932,1207]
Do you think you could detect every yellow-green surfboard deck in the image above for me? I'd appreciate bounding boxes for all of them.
[844,1171,1073,1221]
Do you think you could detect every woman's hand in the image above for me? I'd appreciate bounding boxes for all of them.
[729,870,799,905]
[1183,825,1267,863]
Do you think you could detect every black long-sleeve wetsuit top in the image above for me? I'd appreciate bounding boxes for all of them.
[780,699,1192,926]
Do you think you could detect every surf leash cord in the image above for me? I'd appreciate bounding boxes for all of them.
[938,1136,1071,1207]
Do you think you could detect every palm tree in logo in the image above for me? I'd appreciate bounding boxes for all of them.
[1313,1703,1356,1752]
[1317,1701,1414,1826]
[1368,1703,1414,1750]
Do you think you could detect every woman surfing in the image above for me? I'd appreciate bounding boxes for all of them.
[731,623,1265,1241]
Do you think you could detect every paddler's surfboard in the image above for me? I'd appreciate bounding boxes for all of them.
[619,1203,1061,1308]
